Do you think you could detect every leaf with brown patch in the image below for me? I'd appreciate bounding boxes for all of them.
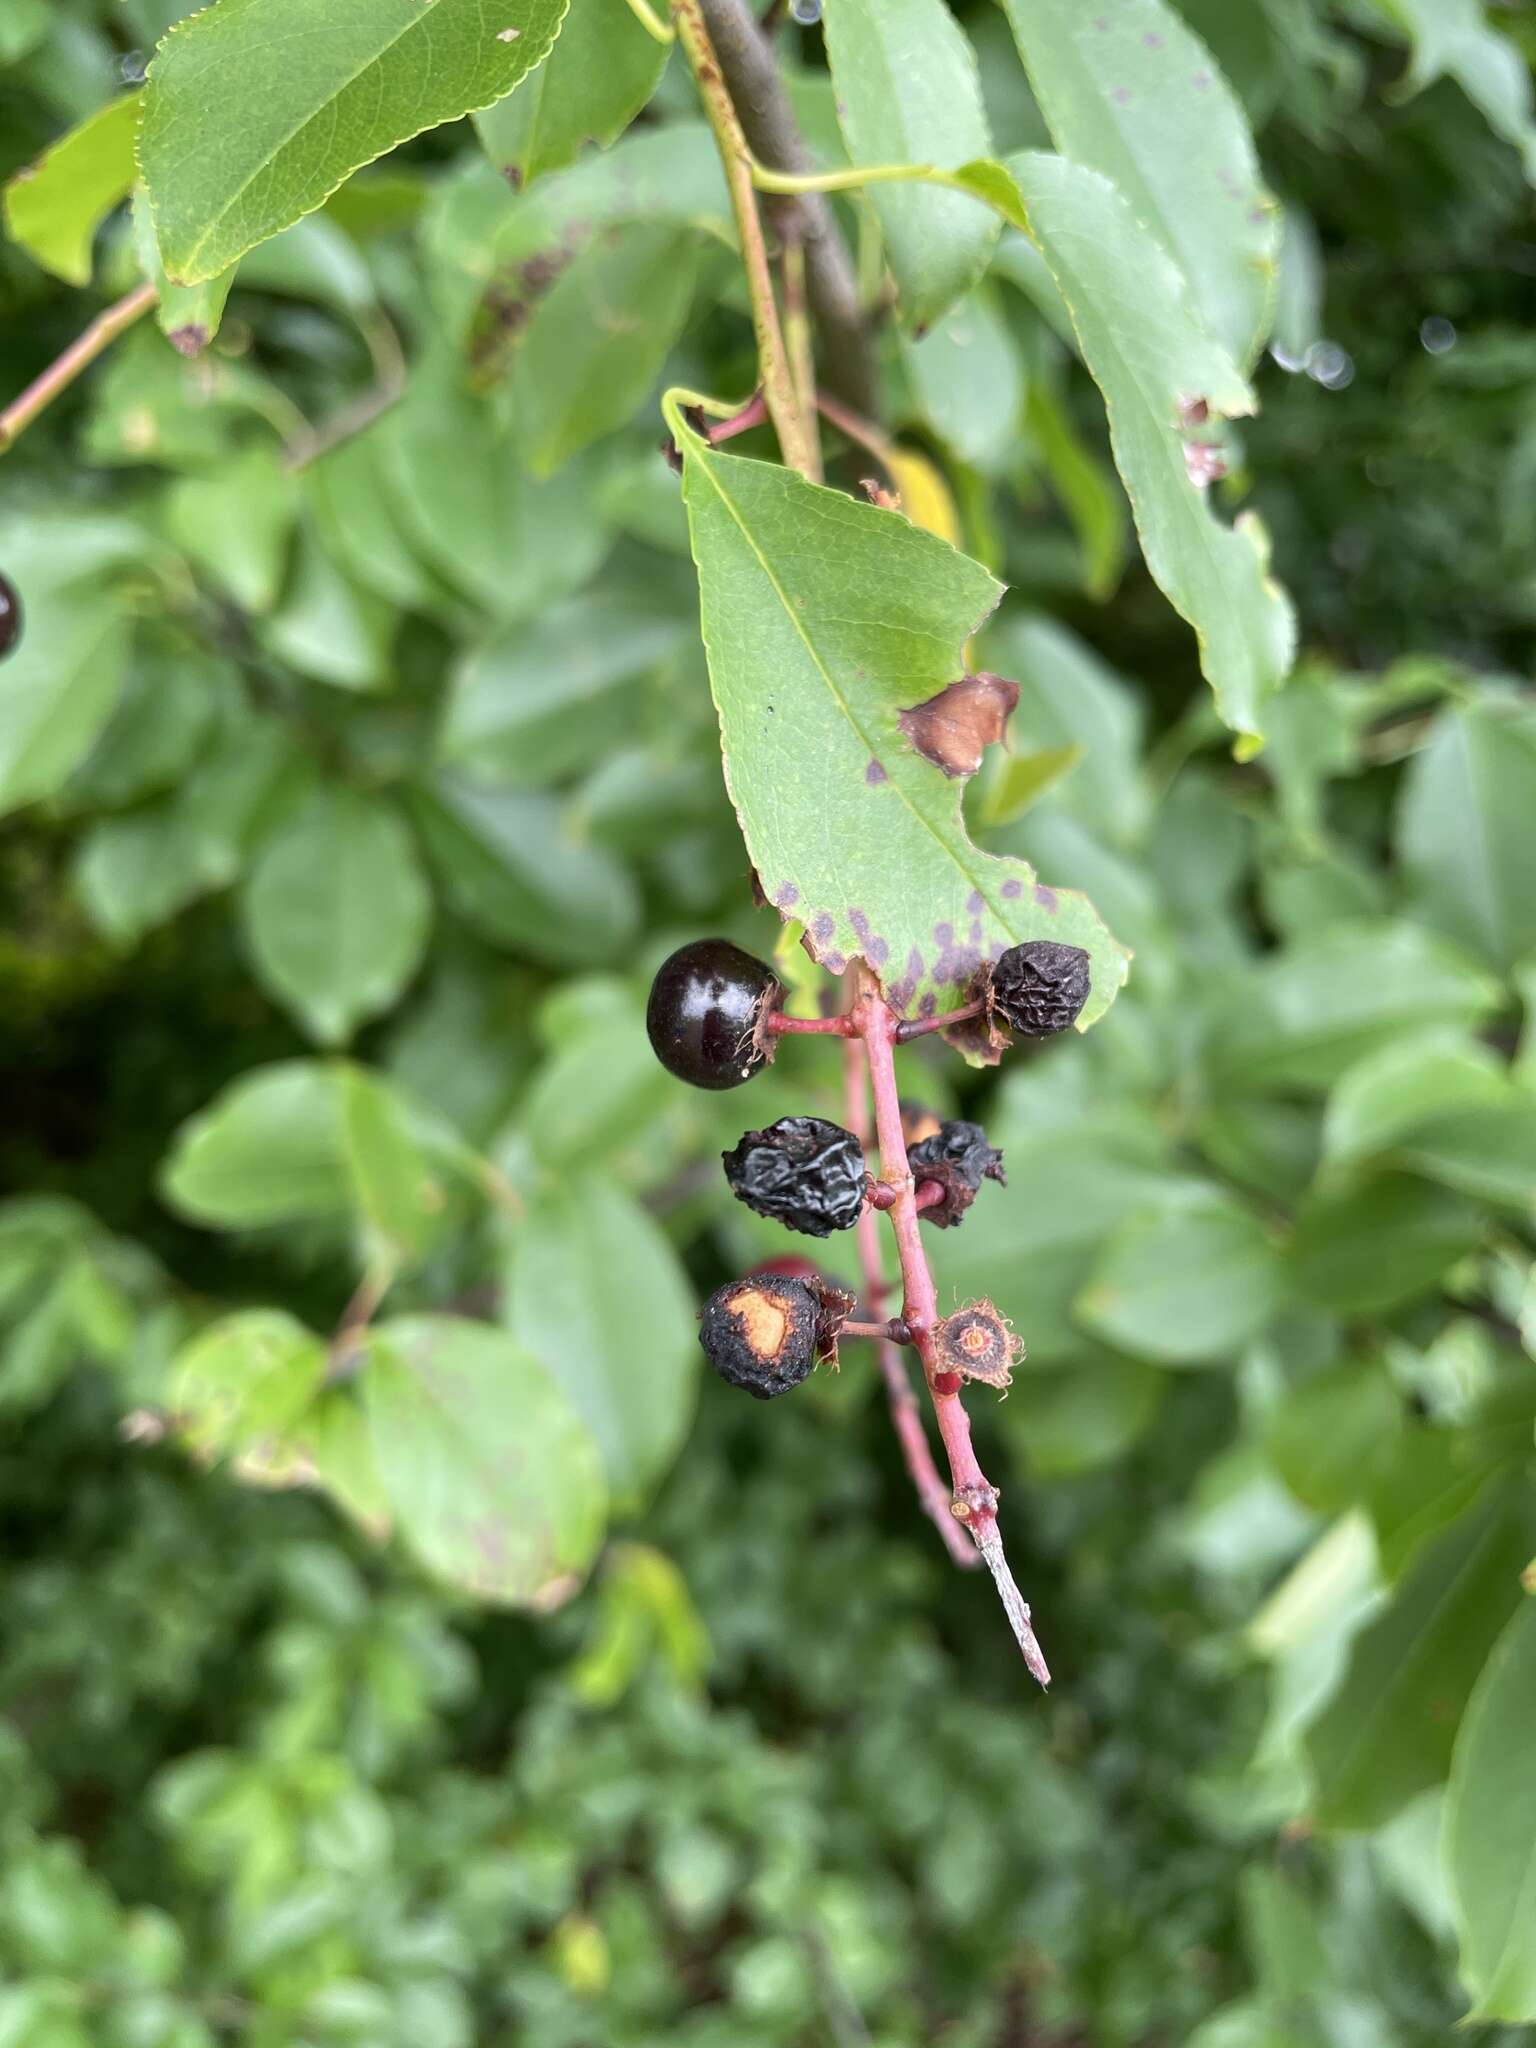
[899,672,1019,780]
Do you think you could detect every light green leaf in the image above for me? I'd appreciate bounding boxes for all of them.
[518,980,672,1167]
[1323,1037,1536,1210]
[1370,0,1536,183]
[170,1310,327,1467]
[1003,1351,1165,1477]
[473,0,666,189]
[1075,1194,1286,1365]
[0,517,141,819]
[822,0,997,329]
[1396,697,1536,972]
[1213,922,1503,1094]
[1445,1598,1536,2020]
[509,224,698,473]
[1305,1491,1529,1829]
[442,591,686,785]
[1007,150,1293,746]
[242,786,432,1045]
[138,0,569,283]
[1002,0,1278,365]
[901,285,1022,473]
[675,421,1127,1032]
[261,528,393,691]
[4,91,139,285]
[976,744,1085,828]
[409,777,640,965]
[132,191,234,354]
[160,1059,446,1244]
[364,1315,605,1606]
[508,1177,696,1505]
[162,446,299,612]
[1290,1174,1484,1317]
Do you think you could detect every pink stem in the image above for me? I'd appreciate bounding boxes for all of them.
[707,391,769,443]
[843,1037,977,1570]
[857,977,1050,1684]
[839,1319,912,1344]
[895,997,987,1044]
[768,1010,856,1037]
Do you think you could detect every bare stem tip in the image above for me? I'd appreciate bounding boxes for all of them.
[976,1527,1051,1689]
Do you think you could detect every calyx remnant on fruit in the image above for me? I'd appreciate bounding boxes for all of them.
[907,1118,1005,1228]
[722,1115,867,1237]
[699,1271,854,1399]
[932,1300,1020,1390]
[990,939,1091,1038]
[646,937,781,1090]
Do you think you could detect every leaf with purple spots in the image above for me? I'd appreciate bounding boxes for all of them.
[670,409,1128,1047]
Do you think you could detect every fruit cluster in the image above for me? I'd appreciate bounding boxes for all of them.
[646,933,1090,1398]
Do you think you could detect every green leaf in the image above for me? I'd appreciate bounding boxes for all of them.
[242,785,432,1045]
[1007,151,1293,747]
[261,527,393,692]
[1002,0,1278,365]
[160,1059,446,1246]
[1290,1174,1484,1317]
[3,91,139,285]
[1003,1351,1165,1477]
[442,591,686,785]
[170,1310,327,1467]
[510,225,698,474]
[0,516,141,819]
[674,423,1127,1032]
[1305,1491,1529,1829]
[1445,1598,1536,2021]
[409,777,639,966]
[1395,697,1536,972]
[507,1177,696,1505]
[1323,1037,1536,1210]
[364,1315,605,1607]
[1075,1194,1286,1365]
[132,192,234,355]
[1212,922,1502,1094]
[162,446,299,612]
[138,0,569,283]
[1370,0,1536,183]
[901,285,1023,473]
[518,980,671,1167]
[472,0,666,190]
[821,0,997,329]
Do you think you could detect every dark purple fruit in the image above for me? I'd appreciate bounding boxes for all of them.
[0,573,21,662]
[909,1118,1006,1229]
[990,940,1091,1037]
[723,1115,866,1237]
[646,938,781,1090]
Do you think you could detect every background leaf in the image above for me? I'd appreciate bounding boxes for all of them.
[1445,1597,1536,2021]
[4,91,139,284]
[472,0,666,190]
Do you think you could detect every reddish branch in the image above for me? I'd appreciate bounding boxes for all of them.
[849,973,1051,1685]
[843,1036,976,1570]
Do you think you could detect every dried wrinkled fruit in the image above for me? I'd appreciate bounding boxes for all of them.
[646,937,781,1090]
[700,1275,819,1399]
[990,939,1091,1037]
[722,1115,867,1237]
[898,672,1019,779]
[908,1118,1006,1228]
[932,1300,1021,1390]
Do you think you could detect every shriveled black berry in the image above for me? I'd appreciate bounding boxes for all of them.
[0,573,21,662]
[699,1274,820,1399]
[722,1114,866,1237]
[990,940,1091,1037]
[646,937,781,1090]
[909,1118,1006,1229]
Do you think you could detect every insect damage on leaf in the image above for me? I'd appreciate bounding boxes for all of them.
[899,673,1020,779]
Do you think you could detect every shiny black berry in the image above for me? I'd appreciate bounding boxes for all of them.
[646,938,781,1090]
[0,572,21,662]
[990,940,1091,1037]
[723,1115,867,1237]
[909,1118,1006,1229]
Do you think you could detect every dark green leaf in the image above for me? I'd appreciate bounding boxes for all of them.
[1290,1173,1484,1316]
[1396,698,1536,972]
[1445,1597,1536,2020]
[473,0,666,190]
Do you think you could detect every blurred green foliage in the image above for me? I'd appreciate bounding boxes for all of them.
[2,0,1536,2041]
